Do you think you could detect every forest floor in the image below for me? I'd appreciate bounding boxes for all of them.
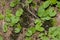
[0,0,60,40]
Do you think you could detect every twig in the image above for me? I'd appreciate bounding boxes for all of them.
[20,3,38,18]
[26,7,38,18]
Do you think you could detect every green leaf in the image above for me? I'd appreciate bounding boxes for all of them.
[26,0,33,4]
[41,16,51,20]
[10,1,16,7]
[26,27,36,36]
[35,19,42,25]
[38,1,56,20]
[5,17,11,22]
[5,14,13,22]
[5,9,12,22]
[16,8,23,17]
[38,7,51,20]
[25,0,33,6]
[25,37,31,40]
[3,24,8,32]
[0,14,4,20]
[41,36,49,40]
[11,16,19,25]
[57,1,60,8]
[14,24,22,33]
[14,28,21,33]
[35,19,44,32]
[48,27,60,38]
[10,0,20,7]
[0,35,3,40]
[52,38,59,40]
[46,7,56,17]
[41,1,50,9]
[48,0,57,4]
[38,33,45,37]
[49,27,57,34]
[38,7,45,17]
[35,25,44,32]
[6,9,12,14]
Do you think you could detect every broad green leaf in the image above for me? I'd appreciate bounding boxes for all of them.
[38,7,45,17]
[52,30,59,37]
[41,1,50,9]
[14,28,21,33]
[38,6,50,18]
[0,35,3,40]
[35,25,44,32]
[48,0,57,4]
[5,9,12,22]
[49,30,60,38]
[10,1,16,7]
[14,24,22,33]
[25,37,31,40]
[10,0,20,7]
[26,0,33,4]
[26,27,36,36]
[46,7,56,17]
[6,9,12,14]
[49,27,57,34]
[11,16,19,25]
[5,14,13,22]
[0,14,4,20]
[25,0,33,6]
[41,16,51,20]
[52,38,59,40]
[3,24,8,32]
[38,33,45,37]
[57,1,60,8]
[49,27,60,38]
[41,36,49,40]
[16,8,23,17]
[48,27,60,38]
[35,19,44,32]
[5,17,11,22]
[35,19,42,25]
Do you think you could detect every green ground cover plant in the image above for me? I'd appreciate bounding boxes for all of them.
[0,0,60,40]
